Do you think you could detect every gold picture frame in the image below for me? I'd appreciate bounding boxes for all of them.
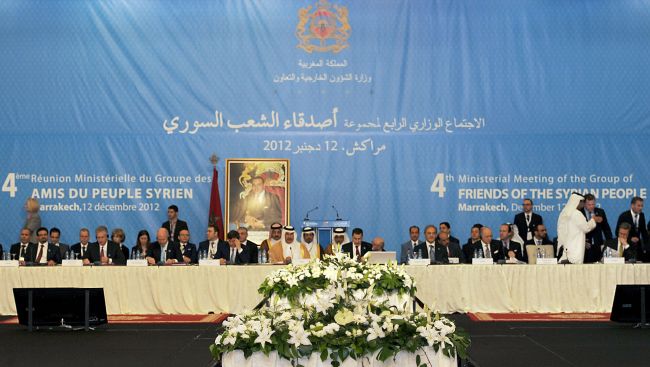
[225,158,290,244]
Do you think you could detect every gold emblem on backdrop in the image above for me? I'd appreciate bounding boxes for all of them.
[296,0,350,53]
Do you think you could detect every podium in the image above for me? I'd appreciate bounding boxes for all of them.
[302,219,350,247]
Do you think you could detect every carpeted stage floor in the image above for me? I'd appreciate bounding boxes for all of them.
[0,314,648,367]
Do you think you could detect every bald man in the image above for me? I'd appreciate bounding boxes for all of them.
[478,227,505,262]
[371,237,385,251]
[146,228,183,265]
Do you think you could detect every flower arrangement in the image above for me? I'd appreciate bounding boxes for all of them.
[211,255,469,366]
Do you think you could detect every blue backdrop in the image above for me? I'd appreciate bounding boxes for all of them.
[1,0,649,250]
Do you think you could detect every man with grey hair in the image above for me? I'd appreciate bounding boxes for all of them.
[371,237,385,251]
[603,222,636,261]
[83,225,126,265]
[478,227,505,262]
[414,225,447,264]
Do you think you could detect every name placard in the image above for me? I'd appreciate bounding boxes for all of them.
[199,259,221,266]
[0,260,19,267]
[127,259,148,267]
[603,257,625,264]
[472,258,494,265]
[448,257,460,264]
[62,259,84,267]
[536,258,558,265]
[408,259,430,266]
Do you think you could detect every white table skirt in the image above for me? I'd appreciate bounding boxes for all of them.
[222,347,457,367]
[1,264,649,315]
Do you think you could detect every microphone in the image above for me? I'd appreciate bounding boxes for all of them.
[304,206,319,220]
[332,205,342,220]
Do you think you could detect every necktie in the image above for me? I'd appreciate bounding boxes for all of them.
[634,214,639,229]
[161,247,166,262]
[36,245,44,263]
[180,243,185,253]
[355,245,360,257]
[485,245,490,257]
[526,214,530,223]
[82,245,86,256]
[230,248,236,263]
[20,245,26,258]
[210,241,215,257]
[100,245,105,258]
[619,243,624,257]
[170,222,175,241]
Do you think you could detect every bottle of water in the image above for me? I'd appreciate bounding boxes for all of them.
[479,247,484,258]
[261,250,267,264]
[65,251,70,260]
[536,248,543,259]
[417,249,423,259]
[604,247,611,258]
[257,250,262,264]
[474,248,478,259]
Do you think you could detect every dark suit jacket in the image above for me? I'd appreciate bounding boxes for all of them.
[242,240,259,263]
[198,239,228,259]
[70,242,92,259]
[117,243,130,261]
[475,240,505,262]
[462,239,480,261]
[414,242,448,264]
[617,210,648,261]
[26,242,62,264]
[55,243,70,259]
[10,242,34,260]
[603,239,636,262]
[582,207,612,263]
[214,241,249,264]
[342,241,372,259]
[161,219,189,243]
[178,242,198,263]
[146,241,183,264]
[514,212,543,242]
[500,240,524,262]
[85,241,126,265]
[400,240,424,264]
[443,242,465,263]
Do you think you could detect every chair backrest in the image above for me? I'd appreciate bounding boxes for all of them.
[526,245,555,264]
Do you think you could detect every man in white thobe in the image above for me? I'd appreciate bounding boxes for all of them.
[557,192,598,264]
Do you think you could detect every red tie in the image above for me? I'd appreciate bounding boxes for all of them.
[36,245,44,263]
[100,246,105,258]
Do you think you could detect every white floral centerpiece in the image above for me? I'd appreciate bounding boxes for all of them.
[211,255,469,366]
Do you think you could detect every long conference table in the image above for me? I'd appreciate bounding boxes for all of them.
[1,263,649,315]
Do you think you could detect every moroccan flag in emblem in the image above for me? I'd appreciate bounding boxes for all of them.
[208,166,224,240]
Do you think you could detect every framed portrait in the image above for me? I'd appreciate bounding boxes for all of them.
[225,158,290,244]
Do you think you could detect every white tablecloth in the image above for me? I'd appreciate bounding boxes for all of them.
[1,263,648,315]
[223,347,456,367]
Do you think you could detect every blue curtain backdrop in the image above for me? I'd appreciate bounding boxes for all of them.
[1,0,649,250]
